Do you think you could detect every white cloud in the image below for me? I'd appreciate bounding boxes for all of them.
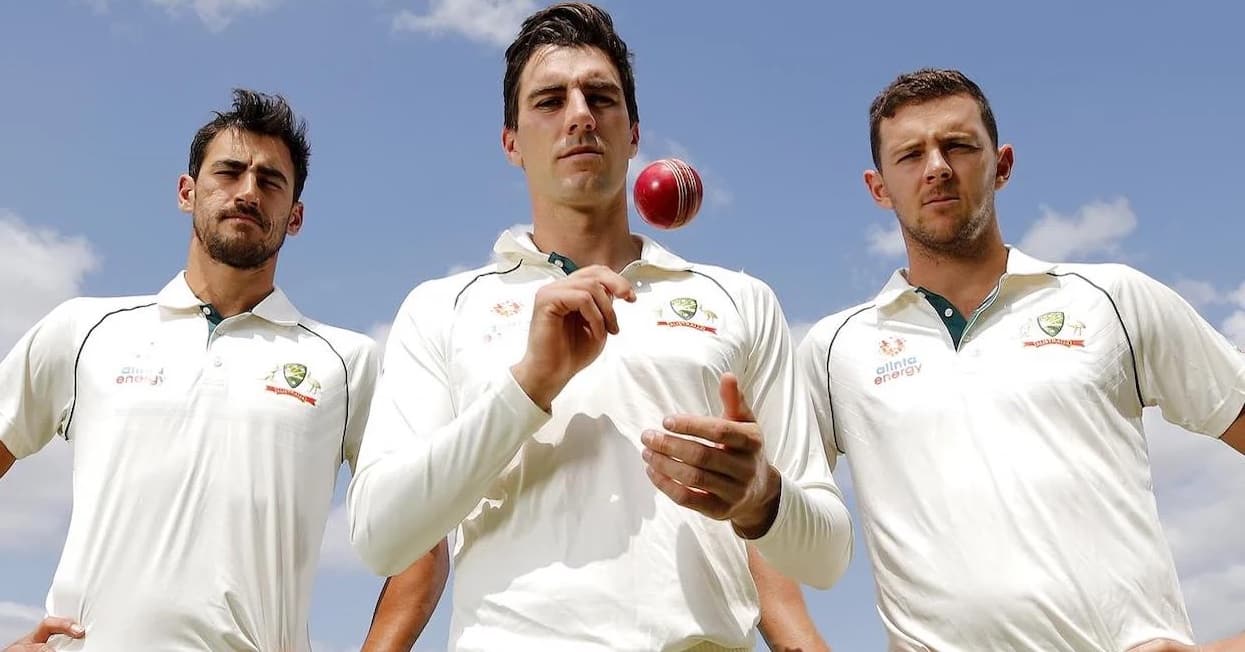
[148,0,282,32]
[0,601,45,646]
[1017,197,1137,261]
[0,212,95,552]
[393,0,535,47]
[1222,311,1245,348]
[866,222,905,258]
[1145,409,1245,640]
[1173,279,1223,311]
[788,321,816,346]
[0,212,99,351]
[318,503,366,573]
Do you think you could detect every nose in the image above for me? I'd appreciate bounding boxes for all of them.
[924,148,952,182]
[235,172,261,206]
[564,89,597,135]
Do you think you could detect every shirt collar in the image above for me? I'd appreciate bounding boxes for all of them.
[491,224,693,273]
[155,272,303,327]
[872,245,1056,309]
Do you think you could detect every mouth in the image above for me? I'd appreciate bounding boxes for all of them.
[222,213,264,228]
[922,196,960,206]
[558,146,603,159]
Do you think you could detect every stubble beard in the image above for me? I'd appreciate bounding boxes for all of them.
[193,206,285,270]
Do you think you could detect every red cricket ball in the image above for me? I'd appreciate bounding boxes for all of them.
[633,158,703,230]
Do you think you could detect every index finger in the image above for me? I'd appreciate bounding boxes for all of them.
[661,415,761,452]
[32,617,84,643]
[570,265,636,302]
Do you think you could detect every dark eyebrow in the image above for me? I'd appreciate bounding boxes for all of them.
[580,80,622,94]
[527,84,566,101]
[210,158,288,186]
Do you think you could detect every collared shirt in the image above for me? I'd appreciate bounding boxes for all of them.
[349,227,851,652]
[0,273,377,651]
[799,247,1245,651]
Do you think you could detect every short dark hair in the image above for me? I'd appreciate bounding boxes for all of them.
[188,89,311,200]
[869,68,998,169]
[503,2,638,130]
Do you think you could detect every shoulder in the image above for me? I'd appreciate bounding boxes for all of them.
[684,263,782,310]
[43,294,159,339]
[296,317,377,366]
[1047,261,1158,294]
[801,301,877,352]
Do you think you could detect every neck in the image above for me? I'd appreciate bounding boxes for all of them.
[184,239,277,317]
[904,226,1008,316]
[529,191,641,272]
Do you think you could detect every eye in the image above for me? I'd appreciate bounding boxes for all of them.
[897,151,920,162]
[588,94,616,106]
[536,97,563,109]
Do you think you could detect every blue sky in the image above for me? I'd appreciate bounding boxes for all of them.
[1,1,1243,650]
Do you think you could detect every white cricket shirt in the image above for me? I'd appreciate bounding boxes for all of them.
[349,227,851,652]
[0,273,377,651]
[798,247,1245,651]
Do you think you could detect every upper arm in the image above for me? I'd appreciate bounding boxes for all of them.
[1114,267,1245,437]
[1222,407,1245,455]
[354,287,458,475]
[738,278,832,480]
[342,338,381,474]
[796,325,839,468]
[0,301,81,460]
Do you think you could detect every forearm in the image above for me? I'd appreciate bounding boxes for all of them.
[749,545,830,652]
[1205,631,1245,652]
[360,539,451,652]
[748,475,852,590]
[0,441,15,479]
[348,372,549,576]
[1221,406,1244,455]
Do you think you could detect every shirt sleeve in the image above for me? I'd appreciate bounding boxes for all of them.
[0,300,83,460]
[1113,265,1245,437]
[341,337,380,475]
[736,277,852,590]
[796,318,842,465]
[347,283,551,577]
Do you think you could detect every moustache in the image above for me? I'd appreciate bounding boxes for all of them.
[220,204,268,227]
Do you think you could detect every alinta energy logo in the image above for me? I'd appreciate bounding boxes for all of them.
[115,364,165,386]
[874,336,922,386]
[1021,311,1086,348]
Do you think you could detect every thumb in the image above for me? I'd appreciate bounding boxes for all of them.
[719,373,755,423]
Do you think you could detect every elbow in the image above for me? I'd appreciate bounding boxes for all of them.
[809,516,853,590]
[346,477,409,578]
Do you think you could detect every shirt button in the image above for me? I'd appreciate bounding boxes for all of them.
[944,308,954,318]
[213,358,223,367]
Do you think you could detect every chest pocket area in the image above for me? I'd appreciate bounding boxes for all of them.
[228,358,347,459]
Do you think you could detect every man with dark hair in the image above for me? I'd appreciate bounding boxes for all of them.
[798,68,1245,651]
[349,3,851,650]
[0,89,441,651]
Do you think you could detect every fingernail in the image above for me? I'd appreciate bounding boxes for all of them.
[662,417,674,430]
[640,430,653,445]
[641,448,652,462]
[71,624,85,635]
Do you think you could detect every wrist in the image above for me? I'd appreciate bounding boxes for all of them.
[510,360,563,413]
[732,466,782,539]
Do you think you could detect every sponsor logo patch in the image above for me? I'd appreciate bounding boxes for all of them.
[1022,311,1086,348]
[874,336,922,385]
[656,297,719,334]
[264,362,321,406]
